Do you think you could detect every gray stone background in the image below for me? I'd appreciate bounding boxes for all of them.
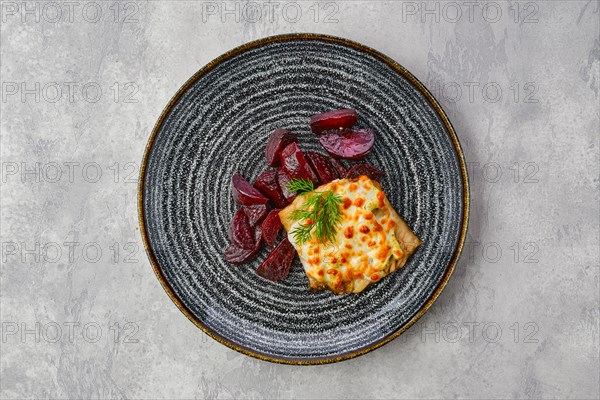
[1,0,598,399]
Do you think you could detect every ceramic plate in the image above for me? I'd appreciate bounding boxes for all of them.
[139,34,469,364]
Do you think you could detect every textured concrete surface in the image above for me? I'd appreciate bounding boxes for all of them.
[0,1,598,399]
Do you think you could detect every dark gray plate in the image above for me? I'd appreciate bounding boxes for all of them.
[139,34,469,364]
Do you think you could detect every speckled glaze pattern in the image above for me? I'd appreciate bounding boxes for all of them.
[140,35,468,364]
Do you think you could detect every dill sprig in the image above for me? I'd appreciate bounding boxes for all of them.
[286,178,342,245]
[284,178,314,194]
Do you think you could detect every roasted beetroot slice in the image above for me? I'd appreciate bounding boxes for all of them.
[224,227,263,264]
[229,209,255,250]
[318,129,374,160]
[253,170,288,208]
[261,209,283,248]
[231,173,269,206]
[244,203,269,226]
[279,142,319,184]
[223,243,259,264]
[276,168,296,202]
[330,158,347,176]
[256,238,295,281]
[345,163,385,182]
[265,128,297,167]
[310,109,358,134]
[305,151,342,184]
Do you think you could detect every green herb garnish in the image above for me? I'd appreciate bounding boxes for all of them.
[284,178,314,194]
[285,178,342,245]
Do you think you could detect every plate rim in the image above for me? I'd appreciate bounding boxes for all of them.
[137,33,470,365]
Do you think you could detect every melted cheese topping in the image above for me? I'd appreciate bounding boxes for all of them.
[279,176,421,294]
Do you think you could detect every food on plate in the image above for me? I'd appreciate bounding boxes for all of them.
[328,156,347,177]
[224,227,263,264]
[228,209,255,250]
[223,107,420,294]
[276,168,297,202]
[256,238,295,281]
[244,204,268,226]
[310,109,358,134]
[279,177,421,294]
[345,163,384,181]
[265,128,297,167]
[319,129,374,160]
[305,151,343,184]
[261,209,283,248]
[231,173,269,206]
[279,142,319,184]
[254,170,288,208]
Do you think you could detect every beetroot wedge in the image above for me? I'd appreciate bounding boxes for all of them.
[305,151,342,184]
[256,238,295,281]
[345,163,385,182]
[261,209,283,248]
[229,209,255,250]
[224,226,263,264]
[330,158,347,176]
[276,168,296,202]
[231,173,269,206]
[318,129,374,160]
[244,203,269,226]
[279,143,319,184]
[310,109,358,134]
[253,170,288,208]
[265,128,297,167]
